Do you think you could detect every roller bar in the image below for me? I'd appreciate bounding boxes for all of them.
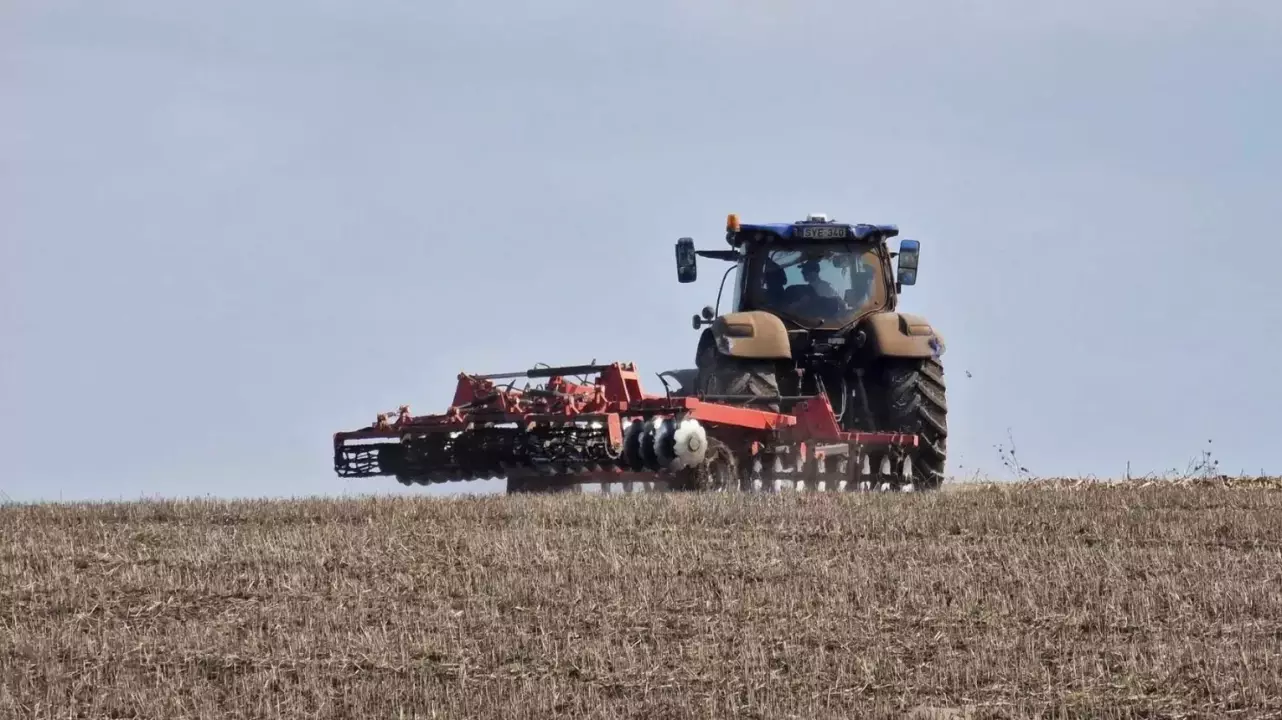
[475,363,613,381]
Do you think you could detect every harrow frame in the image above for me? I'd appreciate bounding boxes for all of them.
[333,362,922,492]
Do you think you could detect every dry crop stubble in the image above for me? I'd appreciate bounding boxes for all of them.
[3,481,1282,719]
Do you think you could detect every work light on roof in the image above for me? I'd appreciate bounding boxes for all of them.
[805,213,829,223]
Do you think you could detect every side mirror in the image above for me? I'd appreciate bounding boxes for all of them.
[897,239,920,286]
[675,237,697,283]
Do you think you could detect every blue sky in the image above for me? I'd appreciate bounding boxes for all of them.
[3,0,1279,502]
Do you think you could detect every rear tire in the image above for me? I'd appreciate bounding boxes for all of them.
[696,346,781,412]
[872,356,948,490]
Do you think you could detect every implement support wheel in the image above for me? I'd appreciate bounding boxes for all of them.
[675,435,741,492]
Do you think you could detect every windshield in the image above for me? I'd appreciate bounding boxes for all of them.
[748,243,884,327]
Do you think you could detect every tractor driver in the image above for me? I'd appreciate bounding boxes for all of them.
[785,255,855,320]
[800,259,838,300]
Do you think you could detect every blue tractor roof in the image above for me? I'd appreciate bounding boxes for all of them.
[726,214,899,246]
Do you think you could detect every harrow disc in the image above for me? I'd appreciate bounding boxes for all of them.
[653,418,679,470]
[638,417,662,470]
[671,416,708,469]
[622,419,645,471]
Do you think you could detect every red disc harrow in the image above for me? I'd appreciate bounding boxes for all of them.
[333,362,921,493]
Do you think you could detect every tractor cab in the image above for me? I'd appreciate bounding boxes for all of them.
[745,239,884,330]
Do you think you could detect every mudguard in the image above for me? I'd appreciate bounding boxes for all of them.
[657,368,699,396]
[862,311,946,359]
[708,311,793,360]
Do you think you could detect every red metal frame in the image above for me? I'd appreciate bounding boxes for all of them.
[787,392,918,447]
[334,361,917,452]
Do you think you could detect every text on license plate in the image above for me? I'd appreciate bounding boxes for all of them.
[797,225,848,239]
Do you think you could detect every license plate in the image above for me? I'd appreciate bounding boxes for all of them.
[797,225,848,239]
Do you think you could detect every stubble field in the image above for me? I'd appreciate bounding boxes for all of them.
[4,478,1282,719]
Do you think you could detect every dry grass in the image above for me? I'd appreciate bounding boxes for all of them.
[4,479,1282,719]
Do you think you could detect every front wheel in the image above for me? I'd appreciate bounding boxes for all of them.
[870,356,948,490]
[695,345,781,412]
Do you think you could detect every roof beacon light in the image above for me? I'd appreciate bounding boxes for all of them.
[726,213,740,232]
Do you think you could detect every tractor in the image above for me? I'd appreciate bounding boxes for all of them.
[664,212,948,490]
